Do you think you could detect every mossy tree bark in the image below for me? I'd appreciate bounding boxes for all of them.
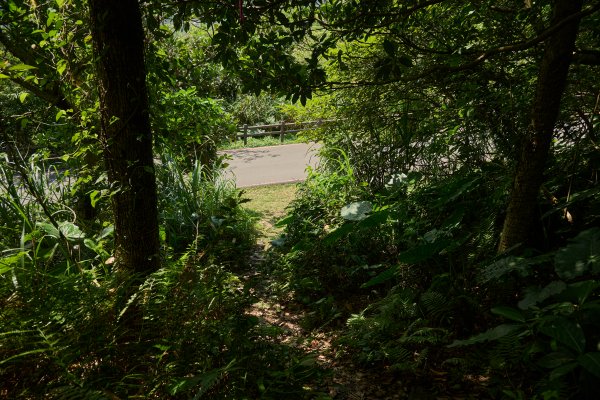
[88,0,160,274]
[498,0,584,253]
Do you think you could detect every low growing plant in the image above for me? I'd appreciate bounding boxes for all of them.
[155,152,257,265]
[450,228,600,399]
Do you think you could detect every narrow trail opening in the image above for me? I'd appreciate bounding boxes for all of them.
[240,183,411,400]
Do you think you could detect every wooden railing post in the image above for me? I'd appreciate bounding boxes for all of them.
[235,119,335,146]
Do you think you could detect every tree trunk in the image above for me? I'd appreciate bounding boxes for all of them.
[88,0,160,274]
[498,0,583,253]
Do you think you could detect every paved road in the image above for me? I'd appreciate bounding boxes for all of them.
[220,143,321,187]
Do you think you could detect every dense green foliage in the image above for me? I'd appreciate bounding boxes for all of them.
[266,1,600,397]
[156,152,256,258]
[274,141,599,397]
[2,0,600,398]
[0,153,325,398]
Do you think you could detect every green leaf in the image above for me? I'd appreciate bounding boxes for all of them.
[448,324,521,347]
[324,208,392,245]
[0,348,49,365]
[83,238,98,252]
[555,228,600,280]
[518,281,567,310]
[89,190,101,208]
[558,280,600,305]
[59,222,85,241]
[56,60,67,76]
[340,201,372,221]
[275,214,294,227]
[37,222,60,238]
[538,317,585,354]
[323,222,354,245]
[37,221,85,241]
[37,243,58,262]
[20,118,29,128]
[580,300,600,315]
[19,92,28,103]
[358,208,392,228]
[479,256,529,283]
[169,358,237,396]
[47,11,56,27]
[56,109,66,121]
[577,352,600,377]
[97,225,114,240]
[549,362,578,380]
[361,265,398,288]
[398,238,452,264]
[0,251,28,273]
[0,264,12,275]
[0,73,10,79]
[433,175,479,207]
[537,351,575,369]
[491,306,526,323]
[8,64,37,71]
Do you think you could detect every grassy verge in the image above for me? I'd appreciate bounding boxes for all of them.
[240,183,297,242]
[219,134,303,150]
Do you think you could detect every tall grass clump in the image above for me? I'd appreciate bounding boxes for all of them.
[0,151,116,397]
[156,152,256,263]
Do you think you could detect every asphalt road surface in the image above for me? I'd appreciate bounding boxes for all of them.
[220,142,321,187]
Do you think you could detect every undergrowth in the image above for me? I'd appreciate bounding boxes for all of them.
[156,151,256,263]
[269,143,600,398]
[0,151,326,399]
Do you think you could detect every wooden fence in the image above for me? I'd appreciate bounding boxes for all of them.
[236,119,335,145]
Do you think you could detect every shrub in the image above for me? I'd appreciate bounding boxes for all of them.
[228,93,286,126]
[153,87,236,168]
[450,228,600,399]
[155,152,256,265]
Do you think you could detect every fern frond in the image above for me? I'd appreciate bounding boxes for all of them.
[401,326,449,346]
[420,290,450,322]
[384,346,412,364]
[479,257,528,284]
[489,331,522,369]
[442,357,470,370]
[169,359,236,398]
[414,347,430,367]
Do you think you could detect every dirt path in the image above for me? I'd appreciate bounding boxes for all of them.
[241,183,412,399]
[245,276,411,399]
